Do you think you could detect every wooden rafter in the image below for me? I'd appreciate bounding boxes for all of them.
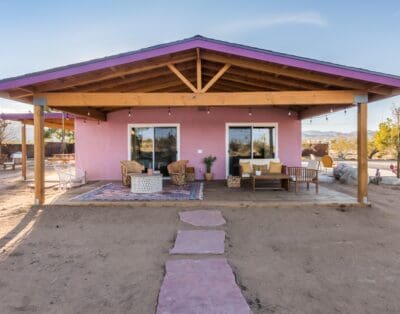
[167,64,197,93]
[35,51,197,92]
[202,70,292,91]
[39,90,366,107]
[203,63,324,90]
[72,62,195,92]
[54,106,107,121]
[201,64,231,93]
[201,51,392,95]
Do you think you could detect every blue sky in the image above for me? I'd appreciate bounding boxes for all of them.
[0,0,399,132]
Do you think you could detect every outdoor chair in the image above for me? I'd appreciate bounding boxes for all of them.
[321,155,335,173]
[287,160,320,193]
[54,163,86,191]
[120,160,145,186]
[167,160,188,185]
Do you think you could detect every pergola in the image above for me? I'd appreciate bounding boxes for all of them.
[0,112,74,180]
[0,36,399,205]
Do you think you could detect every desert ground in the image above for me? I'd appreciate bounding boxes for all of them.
[0,167,400,313]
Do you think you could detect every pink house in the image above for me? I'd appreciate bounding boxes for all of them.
[0,35,400,204]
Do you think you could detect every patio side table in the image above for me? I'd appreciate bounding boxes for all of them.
[130,173,163,193]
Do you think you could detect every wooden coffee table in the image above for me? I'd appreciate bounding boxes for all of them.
[251,173,290,191]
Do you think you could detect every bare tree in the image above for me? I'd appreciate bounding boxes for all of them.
[393,106,400,178]
[0,119,17,155]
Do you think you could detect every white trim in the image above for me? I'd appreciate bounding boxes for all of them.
[127,123,181,163]
[225,122,279,178]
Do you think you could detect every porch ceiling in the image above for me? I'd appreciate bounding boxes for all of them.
[0,35,399,121]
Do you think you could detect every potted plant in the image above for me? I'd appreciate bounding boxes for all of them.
[203,155,217,181]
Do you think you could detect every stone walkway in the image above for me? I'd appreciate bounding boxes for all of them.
[170,230,225,254]
[157,210,252,314]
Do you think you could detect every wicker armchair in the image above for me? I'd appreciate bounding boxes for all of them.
[120,160,145,186]
[167,160,188,185]
[287,161,320,193]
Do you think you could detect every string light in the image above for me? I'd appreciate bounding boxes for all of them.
[248,108,252,116]
[128,108,132,117]
[330,107,334,113]
[87,111,91,116]
[168,107,172,116]
[310,119,312,124]
[344,109,347,115]
[207,107,211,114]
[288,110,292,116]
[325,115,329,121]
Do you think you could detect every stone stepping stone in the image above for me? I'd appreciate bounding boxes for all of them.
[157,258,252,314]
[170,230,225,254]
[179,210,226,227]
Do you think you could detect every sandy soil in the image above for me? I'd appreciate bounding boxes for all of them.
[0,176,400,313]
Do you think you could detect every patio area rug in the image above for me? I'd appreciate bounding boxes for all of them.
[71,181,203,201]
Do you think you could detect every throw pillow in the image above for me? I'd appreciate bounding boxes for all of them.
[269,162,282,173]
[241,162,252,174]
[253,164,268,174]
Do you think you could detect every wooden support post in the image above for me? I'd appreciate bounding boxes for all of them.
[196,48,202,91]
[34,103,45,205]
[357,102,368,204]
[21,123,27,180]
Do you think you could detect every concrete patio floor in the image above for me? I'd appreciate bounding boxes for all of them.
[50,177,357,208]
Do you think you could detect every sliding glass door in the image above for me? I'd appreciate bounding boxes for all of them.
[228,125,276,176]
[130,125,178,176]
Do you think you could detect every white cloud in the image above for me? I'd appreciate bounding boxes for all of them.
[216,12,327,35]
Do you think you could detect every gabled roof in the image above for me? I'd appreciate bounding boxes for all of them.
[0,35,400,91]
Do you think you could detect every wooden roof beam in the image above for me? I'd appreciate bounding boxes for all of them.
[201,64,231,93]
[167,64,197,93]
[40,90,367,107]
[197,48,202,91]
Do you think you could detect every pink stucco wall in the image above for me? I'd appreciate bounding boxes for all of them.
[75,107,302,180]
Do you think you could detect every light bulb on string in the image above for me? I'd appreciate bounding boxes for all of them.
[288,110,292,116]
[207,107,211,114]
[128,108,131,117]
[309,119,312,124]
[248,108,252,116]
[168,107,172,116]
[325,115,329,121]
[344,109,347,115]
[330,107,334,113]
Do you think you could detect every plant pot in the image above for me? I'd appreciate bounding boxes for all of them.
[204,172,214,181]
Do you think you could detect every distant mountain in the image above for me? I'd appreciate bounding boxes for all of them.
[303,130,375,141]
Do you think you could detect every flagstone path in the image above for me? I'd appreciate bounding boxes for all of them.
[157,258,252,314]
[178,209,226,227]
[157,210,252,313]
[170,230,225,254]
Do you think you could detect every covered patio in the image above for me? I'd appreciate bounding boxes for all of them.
[0,35,399,205]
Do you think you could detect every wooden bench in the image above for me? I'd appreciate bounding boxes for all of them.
[3,161,15,170]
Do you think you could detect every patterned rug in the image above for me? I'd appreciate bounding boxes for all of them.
[71,182,203,201]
